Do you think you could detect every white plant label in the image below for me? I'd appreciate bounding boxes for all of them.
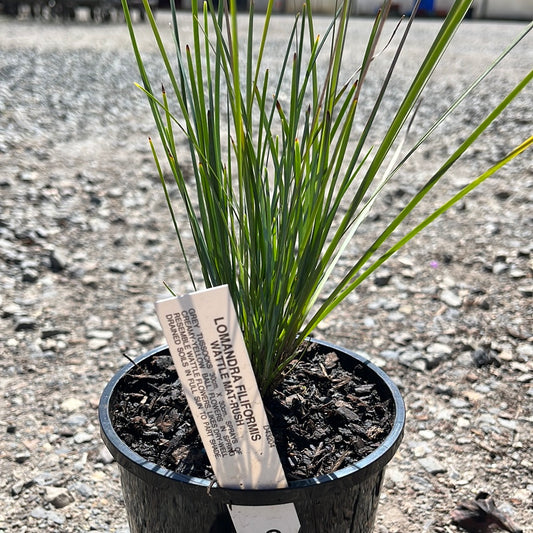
[155,285,300,533]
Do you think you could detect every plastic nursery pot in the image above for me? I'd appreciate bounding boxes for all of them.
[99,339,405,533]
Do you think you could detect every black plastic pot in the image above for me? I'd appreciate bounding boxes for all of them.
[99,339,405,533]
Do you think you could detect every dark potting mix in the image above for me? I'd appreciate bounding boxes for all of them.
[110,342,395,481]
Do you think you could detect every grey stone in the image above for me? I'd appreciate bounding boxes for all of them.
[363,317,376,327]
[88,338,110,350]
[96,446,115,465]
[373,270,392,287]
[440,289,462,308]
[424,353,447,370]
[449,398,471,409]
[410,475,434,491]
[22,268,39,283]
[426,342,453,355]
[64,414,88,426]
[139,315,161,330]
[387,311,405,322]
[517,344,533,358]
[385,466,407,486]
[392,332,413,346]
[41,327,70,339]
[135,323,156,345]
[14,451,31,464]
[44,486,74,509]
[14,316,37,331]
[498,417,518,431]
[418,456,447,475]
[30,506,49,520]
[367,298,389,310]
[49,248,68,272]
[19,171,38,182]
[109,263,127,273]
[86,329,113,340]
[30,506,65,525]
[10,478,34,496]
[379,349,399,361]
[60,397,84,412]
[2,303,21,317]
[398,350,426,371]
[33,471,60,487]
[81,274,99,288]
[471,348,500,367]
[494,250,509,262]
[72,482,94,498]
[73,431,93,444]
[408,440,432,457]
[492,262,509,275]
[517,285,533,297]
[510,268,526,279]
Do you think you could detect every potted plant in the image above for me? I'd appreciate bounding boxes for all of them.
[99,0,532,531]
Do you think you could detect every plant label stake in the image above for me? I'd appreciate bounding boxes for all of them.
[156,285,300,533]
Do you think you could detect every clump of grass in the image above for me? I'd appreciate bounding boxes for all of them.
[121,0,532,395]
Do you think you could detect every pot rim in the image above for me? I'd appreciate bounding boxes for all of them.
[99,339,405,502]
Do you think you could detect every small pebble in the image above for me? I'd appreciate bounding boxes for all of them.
[418,457,447,475]
[440,289,462,308]
[30,506,65,525]
[14,316,37,331]
[22,268,39,283]
[44,487,74,509]
[60,398,84,412]
[49,248,69,272]
[73,432,93,444]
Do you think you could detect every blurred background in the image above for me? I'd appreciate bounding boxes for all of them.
[1,0,532,22]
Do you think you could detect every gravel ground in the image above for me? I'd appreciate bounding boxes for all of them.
[0,10,532,533]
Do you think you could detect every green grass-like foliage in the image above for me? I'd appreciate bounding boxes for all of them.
[122,0,532,395]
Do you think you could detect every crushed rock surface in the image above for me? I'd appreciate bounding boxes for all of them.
[1,11,532,533]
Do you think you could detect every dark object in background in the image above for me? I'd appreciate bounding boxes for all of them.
[451,491,523,533]
[0,0,158,21]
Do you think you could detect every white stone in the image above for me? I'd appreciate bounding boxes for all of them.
[440,289,462,308]
[60,398,84,412]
